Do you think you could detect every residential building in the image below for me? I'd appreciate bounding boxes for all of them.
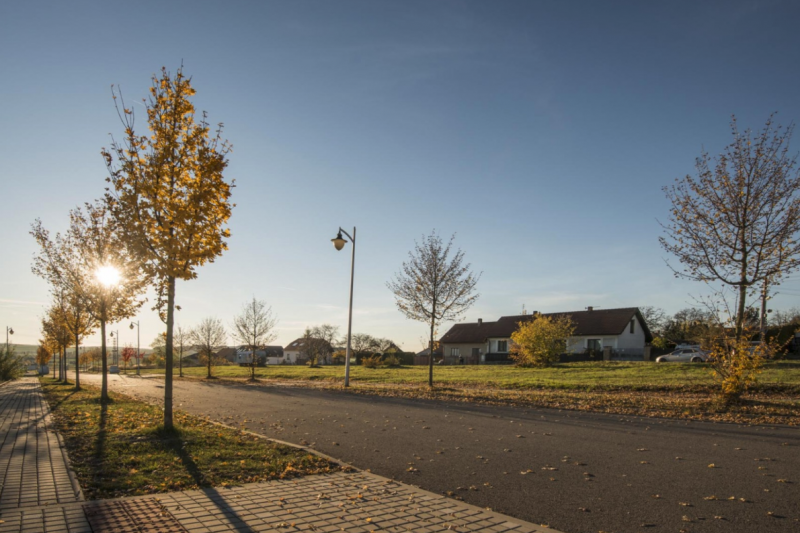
[440,307,653,364]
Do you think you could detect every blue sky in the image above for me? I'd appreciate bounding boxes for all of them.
[2,0,799,350]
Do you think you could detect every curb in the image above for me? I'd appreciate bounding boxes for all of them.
[203,418,559,533]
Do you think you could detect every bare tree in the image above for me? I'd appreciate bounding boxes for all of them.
[231,298,278,380]
[660,115,800,339]
[299,324,337,367]
[175,325,189,377]
[639,306,667,336]
[190,318,227,379]
[348,333,379,363]
[388,231,480,387]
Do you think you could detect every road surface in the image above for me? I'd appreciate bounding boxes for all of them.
[73,372,799,533]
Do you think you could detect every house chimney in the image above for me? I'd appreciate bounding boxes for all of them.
[587,306,594,312]
[477,318,483,326]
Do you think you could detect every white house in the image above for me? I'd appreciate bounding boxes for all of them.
[439,307,653,363]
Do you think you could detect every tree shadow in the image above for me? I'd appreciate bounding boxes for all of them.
[87,400,109,492]
[158,426,255,533]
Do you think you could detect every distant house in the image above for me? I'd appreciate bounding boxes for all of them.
[284,338,333,365]
[233,346,285,366]
[216,347,237,363]
[414,344,443,366]
[440,307,653,364]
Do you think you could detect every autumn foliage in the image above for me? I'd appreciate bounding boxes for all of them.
[660,115,800,338]
[510,315,575,368]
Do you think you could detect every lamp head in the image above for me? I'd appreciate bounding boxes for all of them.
[130,323,135,330]
[8,328,13,335]
[331,231,346,251]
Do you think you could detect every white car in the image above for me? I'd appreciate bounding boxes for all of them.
[656,348,710,363]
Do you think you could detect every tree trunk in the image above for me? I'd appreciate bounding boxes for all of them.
[736,283,748,340]
[251,344,256,380]
[428,317,435,388]
[164,275,175,431]
[74,333,80,390]
[100,316,108,403]
[179,345,183,378]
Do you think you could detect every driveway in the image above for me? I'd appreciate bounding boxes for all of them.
[74,372,799,533]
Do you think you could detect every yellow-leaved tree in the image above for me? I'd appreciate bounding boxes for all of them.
[510,315,575,368]
[103,66,234,429]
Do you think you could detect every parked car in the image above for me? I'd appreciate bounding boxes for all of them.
[109,365,120,374]
[656,348,710,363]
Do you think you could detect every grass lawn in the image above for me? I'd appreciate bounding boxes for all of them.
[140,360,800,392]
[134,361,800,426]
[39,377,342,500]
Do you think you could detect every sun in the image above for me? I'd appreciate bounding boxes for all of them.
[95,265,121,287]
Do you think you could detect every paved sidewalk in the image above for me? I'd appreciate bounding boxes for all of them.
[0,378,82,512]
[0,378,557,533]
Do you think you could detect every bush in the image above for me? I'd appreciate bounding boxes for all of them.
[0,346,23,381]
[710,337,766,405]
[510,315,575,368]
[382,354,401,368]
[361,355,382,369]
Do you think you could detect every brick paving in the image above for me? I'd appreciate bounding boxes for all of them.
[0,378,81,512]
[0,378,556,533]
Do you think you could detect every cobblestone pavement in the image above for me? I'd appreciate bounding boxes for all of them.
[0,378,556,533]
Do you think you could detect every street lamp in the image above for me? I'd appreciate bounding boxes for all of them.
[109,330,119,366]
[5,326,13,355]
[331,227,356,387]
[130,321,140,375]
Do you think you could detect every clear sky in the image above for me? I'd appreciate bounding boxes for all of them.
[2,0,799,351]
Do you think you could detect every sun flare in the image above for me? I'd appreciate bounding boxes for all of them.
[95,265,121,287]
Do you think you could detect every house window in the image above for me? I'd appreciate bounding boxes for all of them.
[450,348,460,356]
[630,319,635,334]
[471,348,480,357]
[587,339,602,351]
[497,340,508,352]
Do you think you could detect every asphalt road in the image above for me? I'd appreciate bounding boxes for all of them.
[74,372,799,533]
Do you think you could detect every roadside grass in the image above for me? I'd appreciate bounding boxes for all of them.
[135,361,800,425]
[39,377,341,500]
[140,360,800,392]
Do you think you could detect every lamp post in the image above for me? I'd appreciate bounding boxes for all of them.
[331,227,356,387]
[5,326,13,355]
[130,321,140,375]
[109,330,119,366]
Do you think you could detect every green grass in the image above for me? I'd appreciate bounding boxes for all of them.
[139,360,800,392]
[39,377,342,500]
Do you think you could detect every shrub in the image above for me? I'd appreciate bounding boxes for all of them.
[361,355,382,369]
[382,354,401,368]
[510,315,575,367]
[710,337,767,405]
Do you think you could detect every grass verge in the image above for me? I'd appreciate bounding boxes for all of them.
[138,360,800,391]
[131,361,800,425]
[39,377,343,500]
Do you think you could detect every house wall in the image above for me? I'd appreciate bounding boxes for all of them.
[441,343,485,363]
[566,316,646,355]
[616,316,646,352]
[487,338,510,353]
